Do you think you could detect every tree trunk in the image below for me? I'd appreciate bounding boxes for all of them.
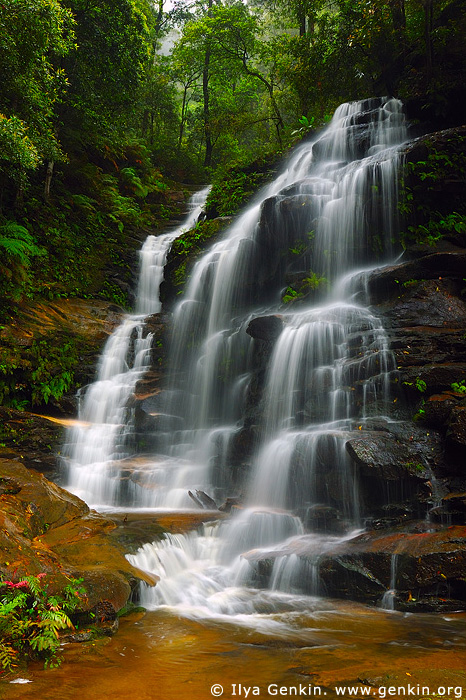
[389,0,406,31]
[423,0,434,79]
[203,46,212,167]
[178,86,188,153]
[297,6,306,36]
[44,160,55,202]
[203,0,213,168]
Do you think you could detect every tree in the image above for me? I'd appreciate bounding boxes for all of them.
[59,0,153,151]
[171,1,289,166]
[0,0,75,203]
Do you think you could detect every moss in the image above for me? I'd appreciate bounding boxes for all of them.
[281,272,329,305]
[0,327,96,410]
[205,151,280,218]
[164,218,232,298]
[0,148,187,321]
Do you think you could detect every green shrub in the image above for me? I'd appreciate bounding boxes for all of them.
[0,222,45,301]
[0,573,86,672]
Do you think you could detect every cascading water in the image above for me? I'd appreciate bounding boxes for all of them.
[65,97,409,627]
[123,97,409,624]
[61,187,210,507]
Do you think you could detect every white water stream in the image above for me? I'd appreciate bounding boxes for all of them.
[64,98,409,627]
[62,187,210,506]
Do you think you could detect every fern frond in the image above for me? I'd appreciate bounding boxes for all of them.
[0,223,45,266]
[0,642,18,672]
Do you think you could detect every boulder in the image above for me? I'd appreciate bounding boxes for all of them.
[317,525,466,611]
[367,252,466,306]
[345,428,435,517]
[246,315,284,341]
[0,458,157,618]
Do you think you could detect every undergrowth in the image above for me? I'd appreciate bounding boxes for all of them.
[0,573,86,673]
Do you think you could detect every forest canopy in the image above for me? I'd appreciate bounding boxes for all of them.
[1,0,464,188]
[0,0,464,312]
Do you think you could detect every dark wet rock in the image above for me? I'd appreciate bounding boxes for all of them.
[230,425,256,456]
[219,496,242,513]
[345,430,434,517]
[246,315,284,341]
[446,405,466,463]
[302,505,347,534]
[318,525,466,611]
[139,313,168,376]
[245,524,466,611]
[368,251,466,301]
[423,392,464,427]
[160,217,233,306]
[0,407,65,480]
[436,491,466,524]
[371,504,415,530]
[247,194,315,301]
[188,490,218,510]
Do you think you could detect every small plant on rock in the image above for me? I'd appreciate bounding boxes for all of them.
[0,573,87,673]
[451,380,466,395]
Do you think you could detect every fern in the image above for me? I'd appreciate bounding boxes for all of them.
[0,642,18,673]
[0,222,45,266]
[0,573,86,671]
[120,167,149,198]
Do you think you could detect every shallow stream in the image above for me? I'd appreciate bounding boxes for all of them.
[4,605,466,699]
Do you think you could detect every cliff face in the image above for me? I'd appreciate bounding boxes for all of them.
[219,125,466,611]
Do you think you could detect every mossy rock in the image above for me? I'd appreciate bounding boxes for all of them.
[160,217,233,305]
[0,298,124,412]
[205,152,280,218]
[0,459,157,614]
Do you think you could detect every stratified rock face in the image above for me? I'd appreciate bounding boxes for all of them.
[360,127,466,522]
[0,298,126,480]
[1,298,125,400]
[244,524,466,612]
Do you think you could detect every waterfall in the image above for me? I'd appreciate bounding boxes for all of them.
[61,187,210,507]
[380,553,399,610]
[65,97,409,623]
[125,97,409,620]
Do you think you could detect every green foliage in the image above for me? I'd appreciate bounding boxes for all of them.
[0,573,86,673]
[413,399,426,421]
[0,115,40,171]
[0,0,75,191]
[206,152,279,217]
[206,170,265,216]
[402,212,466,248]
[0,222,46,301]
[282,272,328,304]
[0,222,44,267]
[402,279,422,288]
[169,218,230,292]
[30,336,78,406]
[405,461,425,473]
[0,331,86,409]
[403,377,427,393]
[451,380,466,395]
[400,135,466,249]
